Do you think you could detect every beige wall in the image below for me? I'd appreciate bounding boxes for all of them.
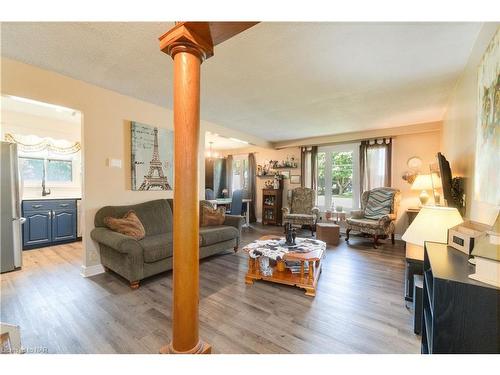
[442,24,499,225]
[221,146,302,221]
[391,130,442,234]
[1,58,267,271]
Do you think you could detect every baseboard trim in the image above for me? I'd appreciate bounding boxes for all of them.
[80,264,105,277]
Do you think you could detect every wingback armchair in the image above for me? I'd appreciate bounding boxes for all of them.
[345,187,400,248]
[282,187,320,235]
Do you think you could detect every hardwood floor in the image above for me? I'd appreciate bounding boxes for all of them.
[0,224,420,353]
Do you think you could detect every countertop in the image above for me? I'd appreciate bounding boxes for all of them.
[22,197,82,201]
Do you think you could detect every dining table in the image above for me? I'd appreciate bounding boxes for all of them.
[208,198,252,227]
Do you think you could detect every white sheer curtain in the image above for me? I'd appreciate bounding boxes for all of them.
[360,138,392,196]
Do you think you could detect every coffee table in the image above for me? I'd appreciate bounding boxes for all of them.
[243,235,326,296]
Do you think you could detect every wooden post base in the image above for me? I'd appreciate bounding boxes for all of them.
[130,281,140,289]
[160,341,212,354]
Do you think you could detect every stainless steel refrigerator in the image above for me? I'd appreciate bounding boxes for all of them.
[1,141,24,273]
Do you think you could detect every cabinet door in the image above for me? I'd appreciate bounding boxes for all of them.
[23,210,52,249]
[52,209,77,243]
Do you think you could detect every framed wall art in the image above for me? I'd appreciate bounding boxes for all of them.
[131,121,173,191]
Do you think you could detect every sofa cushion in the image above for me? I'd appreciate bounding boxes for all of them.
[200,201,226,227]
[199,225,238,247]
[140,233,173,263]
[346,217,380,229]
[104,210,145,240]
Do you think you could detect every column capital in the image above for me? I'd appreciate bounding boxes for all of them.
[159,22,259,61]
[159,22,214,61]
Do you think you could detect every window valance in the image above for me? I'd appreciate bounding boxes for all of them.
[5,133,81,154]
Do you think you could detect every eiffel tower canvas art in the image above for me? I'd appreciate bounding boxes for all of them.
[131,121,173,191]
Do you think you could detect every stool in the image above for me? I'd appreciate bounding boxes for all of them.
[316,222,340,246]
[413,274,423,335]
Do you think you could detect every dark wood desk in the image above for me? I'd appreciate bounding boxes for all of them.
[422,242,500,353]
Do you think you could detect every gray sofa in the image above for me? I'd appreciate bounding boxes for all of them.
[90,199,243,288]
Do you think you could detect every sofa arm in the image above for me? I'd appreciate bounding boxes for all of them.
[224,215,244,232]
[282,207,290,215]
[350,209,365,219]
[311,207,320,220]
[90,227,143,255]
[378,213,397,225]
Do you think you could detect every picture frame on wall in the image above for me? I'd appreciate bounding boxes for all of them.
[131,121,174,191]
[290,175,300,184]
[475,29,499,206]
[280,170,290,179]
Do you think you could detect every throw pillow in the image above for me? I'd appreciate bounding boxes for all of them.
[200,202,226,227]
[364,189,394,220]
[104,210,146,240]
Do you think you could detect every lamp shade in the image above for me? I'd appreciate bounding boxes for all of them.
[402,206,463,247]
[411,174,434,190]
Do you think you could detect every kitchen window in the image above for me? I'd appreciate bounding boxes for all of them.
[19,157,73,184]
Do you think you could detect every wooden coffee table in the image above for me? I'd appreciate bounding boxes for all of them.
[243,235,326,297]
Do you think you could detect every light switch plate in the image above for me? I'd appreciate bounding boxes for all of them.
[108,158,122,168]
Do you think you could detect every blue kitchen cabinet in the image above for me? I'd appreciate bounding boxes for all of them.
[52,209,77,243]
[23,210,52,248]
[22,199,78,249]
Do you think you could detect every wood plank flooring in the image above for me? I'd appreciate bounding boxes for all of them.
[0,224,420,353]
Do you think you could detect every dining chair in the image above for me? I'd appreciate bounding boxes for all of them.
[229,189,245,216]
[205,188,215,200]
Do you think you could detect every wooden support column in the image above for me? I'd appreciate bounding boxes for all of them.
[158,21,258,355]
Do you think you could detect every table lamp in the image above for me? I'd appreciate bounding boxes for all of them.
[402,206,463,249]
[411,173,442,206]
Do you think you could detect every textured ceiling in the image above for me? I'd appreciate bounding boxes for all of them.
[0,22,482,142]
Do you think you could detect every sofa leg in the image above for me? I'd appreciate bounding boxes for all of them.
[345,228,351,241]
[234,245,239,253]
[373,235,379,249]
[103,266,110,272]
[130,281,140,289]
[391,233,395,245]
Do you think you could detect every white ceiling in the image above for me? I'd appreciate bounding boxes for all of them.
[0,22,482,142]
[205,131,248,150]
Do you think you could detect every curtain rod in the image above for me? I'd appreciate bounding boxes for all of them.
[304,136,396,149]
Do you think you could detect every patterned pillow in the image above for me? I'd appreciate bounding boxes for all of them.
[104,210,145,240]
[200,203,226,227]
[364,189,394,220]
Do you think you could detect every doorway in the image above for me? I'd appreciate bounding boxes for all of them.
[0,95,83,271]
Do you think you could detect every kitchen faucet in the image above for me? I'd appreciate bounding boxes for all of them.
[41,164,51,196]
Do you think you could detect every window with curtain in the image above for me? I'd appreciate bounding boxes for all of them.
[232,154,249,192]
[359,138,392,196]
[6,133,81,188]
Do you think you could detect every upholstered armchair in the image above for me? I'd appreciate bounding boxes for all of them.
[345,187,400,248]
[282,187,320,235]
